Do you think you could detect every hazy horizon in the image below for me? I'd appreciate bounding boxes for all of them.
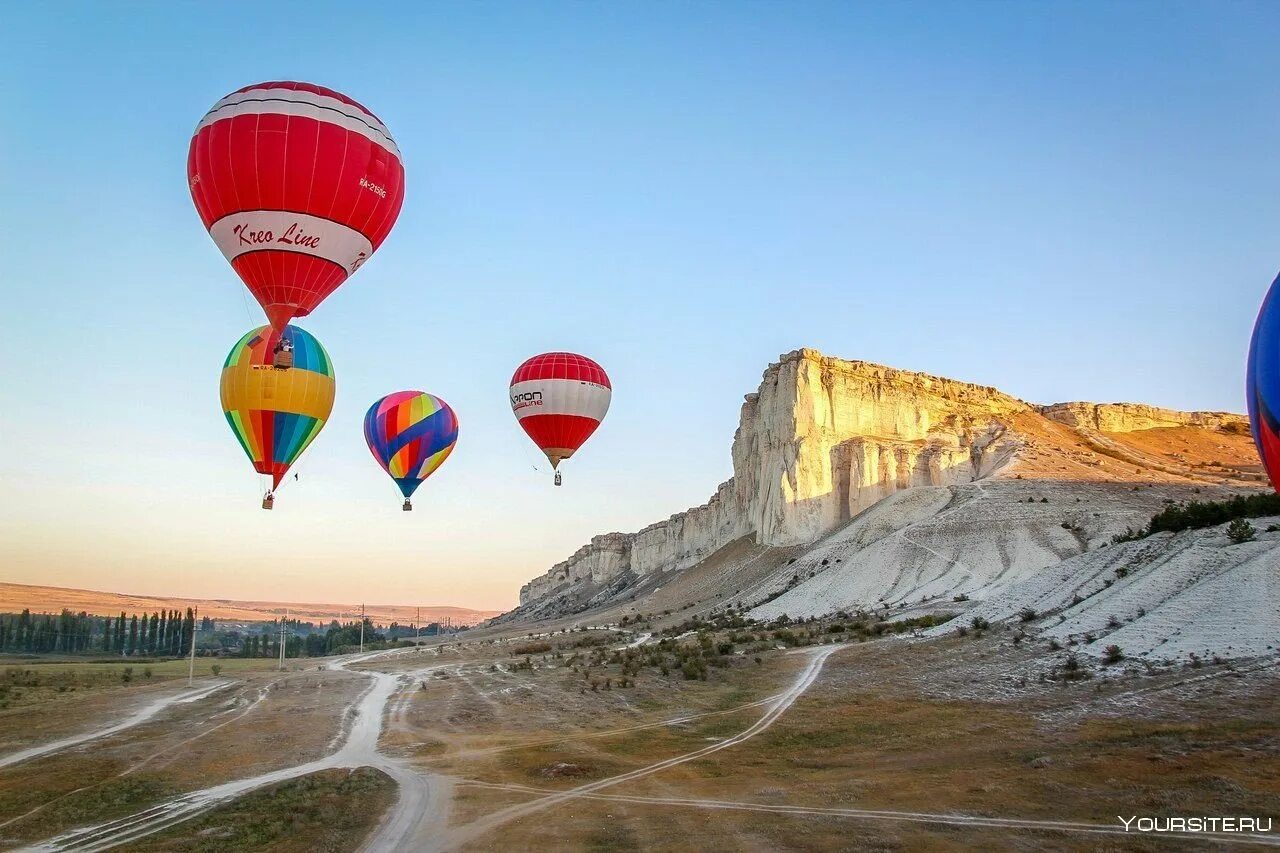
[0,579,503,615]
[3,2,1279,610]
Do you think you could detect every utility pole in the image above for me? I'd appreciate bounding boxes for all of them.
[358,603,365,654]
[278,608,288,671]
[187,606,198,687]
[416,606,421,648]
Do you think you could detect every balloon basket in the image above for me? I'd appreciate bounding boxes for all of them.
[262,494,275,511]
[402,499,413,512]
[554,471,562,487]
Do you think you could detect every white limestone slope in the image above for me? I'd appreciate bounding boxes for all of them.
[745,480,1176,622]
[949,518,1280,661]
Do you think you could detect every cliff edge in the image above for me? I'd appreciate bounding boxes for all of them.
[513,349,1258,614]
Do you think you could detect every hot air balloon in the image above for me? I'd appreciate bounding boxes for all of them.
[1247,272,1280,491]
[364,392,459,510]
[188,81,406,331]
[509,352,611,486]
[220,325,335,509]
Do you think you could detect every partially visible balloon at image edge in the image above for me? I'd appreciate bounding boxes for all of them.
[1247,272,1280,492]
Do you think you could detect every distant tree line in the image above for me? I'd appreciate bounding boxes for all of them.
[0,608,195,656]
[0,609,447,660]
[1112,492,1280,543]
[201,618,391,658]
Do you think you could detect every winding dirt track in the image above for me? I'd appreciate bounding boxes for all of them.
[21,651,453,853]
[444,646,838,847]
[9,646,836,852]
[12,640,1274,850]
[0,680,230,771]
[459,782,1280,847]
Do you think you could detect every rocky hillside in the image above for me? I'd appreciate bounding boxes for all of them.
[506,349,1263,636]
[939,516,1280,661]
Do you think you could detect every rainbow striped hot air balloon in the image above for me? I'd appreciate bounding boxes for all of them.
[220,325,335,508]
[363,391,459,510]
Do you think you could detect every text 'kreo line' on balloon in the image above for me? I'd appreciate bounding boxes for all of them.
[188,81,406,330]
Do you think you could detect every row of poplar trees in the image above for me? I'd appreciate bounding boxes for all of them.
[0,608,195,656]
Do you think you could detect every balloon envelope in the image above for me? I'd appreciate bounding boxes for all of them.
[364,392,459,498]
[509,352,611,468]
[188,81,406,330]
[1247,273,1280,492]
[220,325,335,489]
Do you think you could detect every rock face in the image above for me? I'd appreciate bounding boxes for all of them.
[522,350,1021,606]
[732,351,1025,547]
[1040,402,1248,434]
[516,349,1255,610]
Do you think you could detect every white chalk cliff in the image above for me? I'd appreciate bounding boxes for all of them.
[516,349,1254,609]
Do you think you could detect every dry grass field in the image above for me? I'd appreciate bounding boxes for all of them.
[0,622,1275,851]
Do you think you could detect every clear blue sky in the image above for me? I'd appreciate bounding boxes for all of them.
[2,2,1278,610]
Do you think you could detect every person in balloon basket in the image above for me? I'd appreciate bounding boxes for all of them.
[272,337,294,369]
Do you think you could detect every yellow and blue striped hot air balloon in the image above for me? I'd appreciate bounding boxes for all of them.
[220,325,335,506]
[363,391,459,510]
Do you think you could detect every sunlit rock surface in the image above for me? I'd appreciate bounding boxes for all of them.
[516,349,1259,612]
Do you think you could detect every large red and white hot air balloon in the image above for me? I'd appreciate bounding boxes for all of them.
[187,81,405,330]
[509,352,611,485]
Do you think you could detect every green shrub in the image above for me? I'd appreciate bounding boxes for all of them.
[681,659,705,680]
[1111,527,1143,545]
[1227,518,1256,544]
[1142,493,1280,537]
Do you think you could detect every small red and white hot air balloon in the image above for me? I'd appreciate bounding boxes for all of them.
[187,81,406,330]
[509,352,611,485]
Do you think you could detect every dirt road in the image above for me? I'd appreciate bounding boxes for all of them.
[0,680,229,771]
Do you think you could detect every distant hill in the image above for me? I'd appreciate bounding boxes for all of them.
[0,582,501,628]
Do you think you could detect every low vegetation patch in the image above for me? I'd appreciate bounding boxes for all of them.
[130,768,395,852]
[0,753,176,842]
[1112,493,1280,543]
